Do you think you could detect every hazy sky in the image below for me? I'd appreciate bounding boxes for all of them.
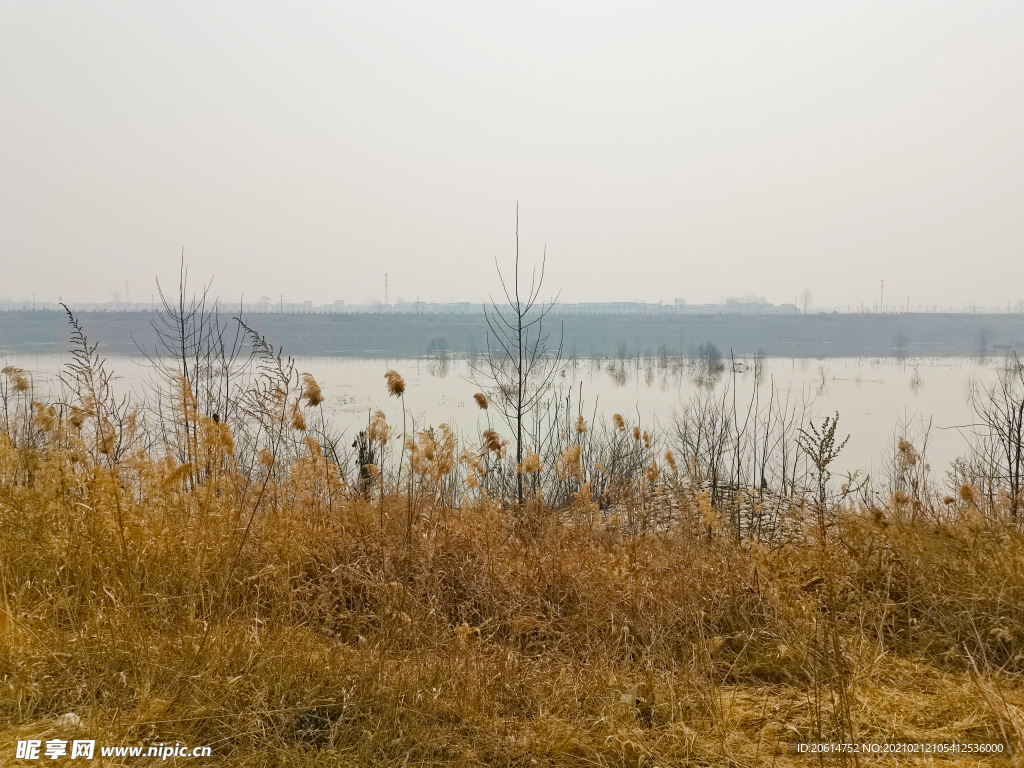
[2,1,1022,307]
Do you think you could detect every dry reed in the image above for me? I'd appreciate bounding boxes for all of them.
[1,343,1022,767]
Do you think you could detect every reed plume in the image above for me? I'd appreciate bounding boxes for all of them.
[482,429,507,458]
[32,402,57,432]
[259,448,275,467]
[518,448,542,475]
[384,370,406,397]
[459,448,485,488]
[897,438,918,469]
[208,417,235,456]
[1,366,30,392]
[68,406,86,430]
[663,447,677,472]
[384,369,409,485]
[473,392,488,410]
[301,373,324,406]
[367,410,391,445]
[290,401,307,431]
[556,443,583,480]
[407,425,455,481]
[959,483,976,503]
[304,435,322,458]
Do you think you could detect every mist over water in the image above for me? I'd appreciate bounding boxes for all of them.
[2,351,1002,480]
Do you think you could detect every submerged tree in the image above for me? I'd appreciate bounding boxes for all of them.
[470,206,565,503]
[968,353,1024,521]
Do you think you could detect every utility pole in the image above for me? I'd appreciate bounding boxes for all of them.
[280,294,283,313]
[385,273,389,305]
[126,282,130,304]
[880,280,884,313]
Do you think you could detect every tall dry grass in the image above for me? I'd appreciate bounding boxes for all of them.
[1,322,1023,766]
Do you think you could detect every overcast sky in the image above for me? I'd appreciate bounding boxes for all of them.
[2,1,1022,308]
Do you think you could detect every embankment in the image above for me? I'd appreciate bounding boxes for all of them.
[2,310,1022,357]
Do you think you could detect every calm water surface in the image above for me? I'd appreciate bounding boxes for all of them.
[2,352,1005,478]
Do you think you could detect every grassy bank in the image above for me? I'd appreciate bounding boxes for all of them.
[1,324,1023,766]
[3,459,1022,766]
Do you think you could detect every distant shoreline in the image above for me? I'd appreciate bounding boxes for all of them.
[1,310,1022,359]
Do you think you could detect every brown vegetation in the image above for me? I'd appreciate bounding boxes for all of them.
[1,309,1023,766]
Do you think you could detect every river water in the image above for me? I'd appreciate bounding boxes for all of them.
[1,352,1007,479]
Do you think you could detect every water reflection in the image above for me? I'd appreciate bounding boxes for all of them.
[428,357,452,378]
[816,364,832,395]
[910,368,924,394]
[753,352,766,386]
[0,350,1006,475]
[427,338,452,378]
[609,362,628,387]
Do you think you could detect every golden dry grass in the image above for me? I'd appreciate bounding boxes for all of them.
[1,368,1023,766]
